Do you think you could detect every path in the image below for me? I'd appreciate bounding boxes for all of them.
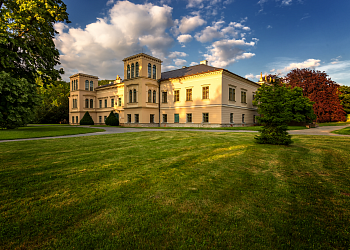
[0,125,349,143]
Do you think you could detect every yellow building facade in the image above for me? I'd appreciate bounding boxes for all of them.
[69,53,260,127]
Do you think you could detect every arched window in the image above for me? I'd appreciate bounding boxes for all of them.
[90,81,93,91]
[90,99,93,108]
[135,62,139,77]
[127,64,130,79]
[85,80,89,90]
[133,89,137,103]
[131,63,134,78]
[148,90,151,103]
[148,63,151,78]
[153,90,156,103]
[129,89,132,103]
[153,65,156,79]
[85,99,89,108]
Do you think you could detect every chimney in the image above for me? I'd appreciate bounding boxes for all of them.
[200,60,208,65]
[182,66,187,68]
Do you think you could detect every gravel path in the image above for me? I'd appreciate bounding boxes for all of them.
[0,125,349,143]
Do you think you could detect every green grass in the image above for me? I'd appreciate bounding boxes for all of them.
[1,132,349,249]
[126,125,308,131]
[331,126,350,135]
[317,121,350,127]
[0,126,105,140]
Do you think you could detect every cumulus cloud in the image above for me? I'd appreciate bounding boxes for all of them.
[187,0,205,8]
[177,34,193,44]
[54,1,174,80]
[168,51,188,58]
[190,62,198,66]
[274,59,321,74]
[245,73,255,79]
[106,0,114,5]
[177,14,206,34]
[331,56,342,64]
[174,58,187,66]
[204,38,257,67]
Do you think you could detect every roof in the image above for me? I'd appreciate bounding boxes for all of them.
[122,53,162,63]
[69,73,98,79]
[95,82,116,89]
[160,64,222,80]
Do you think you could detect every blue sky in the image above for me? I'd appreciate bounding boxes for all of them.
[55,0,350,86]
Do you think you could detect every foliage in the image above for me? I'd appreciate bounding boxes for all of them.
[0,71,38,129]
[0,126,105,140]
[105,111,119,126]
[1,132,350,249]
[339,85,350,114]
[98,80,114,86]
[79,111,94,125]
[285,69,346,123]
[33,78,70,124]
[253,80,316,145]
[0,0,70,84]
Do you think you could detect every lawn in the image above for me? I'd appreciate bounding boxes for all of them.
[317,121,350,127]
[124,125,308,131]
[331,126,350,135]
[1,132,349,249]
[0,126,105,140]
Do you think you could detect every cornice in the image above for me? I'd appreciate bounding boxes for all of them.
[69,73,99,79]
[163,69,223,83]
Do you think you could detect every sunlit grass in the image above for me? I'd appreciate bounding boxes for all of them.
[1,131,349,249]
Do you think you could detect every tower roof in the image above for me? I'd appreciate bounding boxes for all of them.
[122,53,162,63]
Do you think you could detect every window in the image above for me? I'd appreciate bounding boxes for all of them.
[104,116,107,123]
[90,99,93,108]
[162,92,167,103]
[148,63,151,78]
[76,116,78,123]
[131,63,134,78]
[99,116,102,123]
[133,89,137,103]
[241,91,247,103]
[85,99,89,108]
[127,64,130,79]
[75,80,78,90]
[153,90,156,103]
[127,114,131,123]
[186,89,192,101]
[150,114,154,123]
[174,90,179,102]
[104,99,107,108]
[174,114,179,123]
[99,100,102,108]
[118,98,121,106]
[242,114,245,123]
[85,80,89,90]
[230,113,234,123]
[72,116,74,123]
[148,90,152,103]
[135,114,139,123]
[135,62,139,77]
[187,113,192,123]
[202,86,209,99]
[90,81,93,91]
[203,113,209,123]
[111,99,114,107]
[229,88,235,101]
[163,114,167,123]
[72,81,74,91]
[73,99,77,108]
[153,65,156,79]
[129,90,132,103]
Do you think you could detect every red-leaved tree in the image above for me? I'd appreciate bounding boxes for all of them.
[284,69,346,123]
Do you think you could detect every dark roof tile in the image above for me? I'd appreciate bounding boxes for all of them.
[160,64,221,80]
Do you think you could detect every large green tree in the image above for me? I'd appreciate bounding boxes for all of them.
[339,85,350,114]
[253,80,316,145]
[0,0,69,128]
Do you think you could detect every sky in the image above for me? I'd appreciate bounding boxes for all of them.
[54,0,350,86]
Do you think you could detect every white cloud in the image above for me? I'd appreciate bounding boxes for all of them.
[331,56,342,64]
[54,1,174,80]
[190,62,197,66]
[281,0,292,5]
[267,25,272,29]
[177,14,206,34]
[204,38,257,67]
[168,51,188,58]
[274,59,321,74]
[187,0,205,8]
[174,58,187,66]
[177,34,193,44]
[106,0,114,5]
[245,73,254,79]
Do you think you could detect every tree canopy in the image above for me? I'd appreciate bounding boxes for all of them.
[339,85,350,114]
[253,80,315,145]
[284,69,346,123]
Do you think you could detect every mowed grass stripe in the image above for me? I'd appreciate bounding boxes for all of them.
[0,132,349,249]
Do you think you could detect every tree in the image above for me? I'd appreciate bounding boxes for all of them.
[0,71,38,129]
[79,112,94,125]
[284,69,346,123]
[105,111,119,126]
[339,85,350,114]
[0,0,69,128]
[253,80,316,145]
[98,80,114,86]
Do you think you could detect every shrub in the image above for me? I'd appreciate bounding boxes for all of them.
[79,111,94,125]
[105,111,119,126]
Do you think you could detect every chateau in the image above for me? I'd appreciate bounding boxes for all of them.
[69,53,260,127]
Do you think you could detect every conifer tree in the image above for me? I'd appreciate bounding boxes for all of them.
[79,112,94,125]
[105,111,119,126]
